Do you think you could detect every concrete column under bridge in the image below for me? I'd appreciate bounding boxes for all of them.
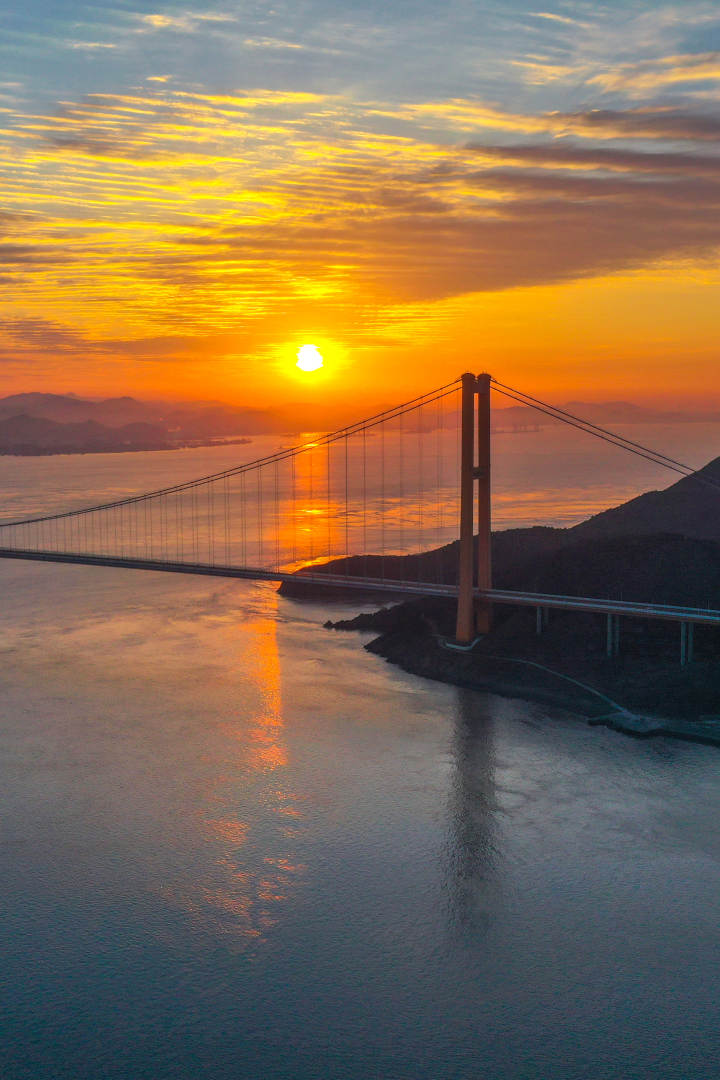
[455,372,492,644]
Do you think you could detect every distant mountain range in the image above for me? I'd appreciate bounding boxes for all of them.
[0,392,294,454]
[0,393,154,427]
[0,415,172,454]
[0,391,716,455]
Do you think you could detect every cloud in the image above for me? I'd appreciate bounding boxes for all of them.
[69,42,117,51]
[137,11,236,34]
[554,107,720,142]
[2,86,720,346]
[529,12,588,26]
[0,317,102,352]
[374,99,720,143]
[510,59,583,85]
[591,52,720,94]
[242,38,305,51]
[465,141,720,175]
[0,245,74,270]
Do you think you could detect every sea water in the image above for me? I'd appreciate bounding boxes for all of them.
[2,427,720,1078]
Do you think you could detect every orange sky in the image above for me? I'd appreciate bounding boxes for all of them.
[2,4,720,412]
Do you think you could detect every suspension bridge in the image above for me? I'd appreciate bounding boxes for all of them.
[2,372,720,664]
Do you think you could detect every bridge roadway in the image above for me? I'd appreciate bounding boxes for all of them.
[2,547,720,628]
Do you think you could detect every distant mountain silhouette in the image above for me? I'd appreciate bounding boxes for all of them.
[0,393,282,452]
[0,390,368,452]
[0,415,169,454]
[0,393,154,427]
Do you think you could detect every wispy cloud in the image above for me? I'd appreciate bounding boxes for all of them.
[3,86,720,346]
[372,99,720,142]
[137,11,236,34]
[69,42,117,51]
[591,51,720,93]
[510,59,585,84]
[529,11,590,27]
[242,38,305,51]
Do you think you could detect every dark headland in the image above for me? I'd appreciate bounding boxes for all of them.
[281,457,720,745]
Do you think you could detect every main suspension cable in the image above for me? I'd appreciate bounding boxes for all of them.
[491,380,720,494]
[0,379,461,528]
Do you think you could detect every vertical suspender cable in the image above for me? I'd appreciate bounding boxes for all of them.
[240,471,247,568]
[291,453,297,566]
[207,483,213,565]
[257,469,263,567]
[344,432,349,575]
[417,400,423,581]
[362,426,367,580]
[224,475,230,567]
[398,410,405,581]
[274,460,280,571]
[326,440,332,562]
[435,394,442,583]
[380,417,385,581]
[308,445,314,565]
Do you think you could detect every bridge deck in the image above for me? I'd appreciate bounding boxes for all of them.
[1,548,719,626]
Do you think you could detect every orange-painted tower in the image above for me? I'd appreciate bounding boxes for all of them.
[455,372,492,643]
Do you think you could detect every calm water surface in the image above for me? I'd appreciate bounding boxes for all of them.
[2,560,720,1079]
[2,434,720,1079]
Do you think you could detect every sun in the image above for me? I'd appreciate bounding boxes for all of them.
[296,344,324,372]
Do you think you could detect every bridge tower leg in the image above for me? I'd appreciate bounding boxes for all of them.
[455,373,477,643]
[455,372,493,643]
[606,613,620,657]
[476,372,492,635]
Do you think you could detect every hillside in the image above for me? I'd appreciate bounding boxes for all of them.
[284,454,720,604]
[283,454,720,731]
[0,390,372,453]
[0,394,264,453]
[0,393,153,427]
[570,457,720,541]
[0,415,170,454]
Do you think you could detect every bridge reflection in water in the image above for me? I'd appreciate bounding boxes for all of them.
[445,689,500,937]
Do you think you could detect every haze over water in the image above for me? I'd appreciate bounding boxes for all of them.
[3,430,720,1079]
[3,419,720,528]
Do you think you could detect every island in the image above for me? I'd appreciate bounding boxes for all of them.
[281,456,720,745]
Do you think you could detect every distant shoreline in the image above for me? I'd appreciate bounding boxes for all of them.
[0,436,253,457]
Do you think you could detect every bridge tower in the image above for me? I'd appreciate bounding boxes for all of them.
[455,372,492,643]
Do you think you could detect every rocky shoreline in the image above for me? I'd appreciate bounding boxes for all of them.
[281,455,720,746]
[323,598,720,747]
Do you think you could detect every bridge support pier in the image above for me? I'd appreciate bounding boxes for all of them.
[606,614,620,657]
[536,606,549,635]
[680,621,694,666]
[455,372,492,643]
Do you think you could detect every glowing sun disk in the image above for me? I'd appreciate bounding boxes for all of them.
[296,344,324,372]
